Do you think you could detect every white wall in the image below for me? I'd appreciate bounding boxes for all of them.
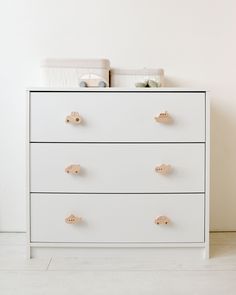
[0,0,235,231]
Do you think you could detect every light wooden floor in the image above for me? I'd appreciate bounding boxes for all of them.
[1,233,236,294]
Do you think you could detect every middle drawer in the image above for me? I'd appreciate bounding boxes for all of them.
[31,143,204,193]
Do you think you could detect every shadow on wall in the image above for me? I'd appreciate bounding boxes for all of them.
[164,76,201,88]
[210,100,236,231]
[163,77,181,87]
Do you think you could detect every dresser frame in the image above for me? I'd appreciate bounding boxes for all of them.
[26,88,210,259]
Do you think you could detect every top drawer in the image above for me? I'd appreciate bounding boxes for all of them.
[30,91,205,142]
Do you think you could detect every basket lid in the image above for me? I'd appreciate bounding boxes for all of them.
[41,59,110,69]
[110,68,164,75]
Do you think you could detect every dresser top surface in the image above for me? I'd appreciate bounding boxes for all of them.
[28,87,208,93]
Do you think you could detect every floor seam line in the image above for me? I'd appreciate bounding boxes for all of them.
[46,257,52,271]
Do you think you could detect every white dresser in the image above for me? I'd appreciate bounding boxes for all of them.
[27,89,210,258]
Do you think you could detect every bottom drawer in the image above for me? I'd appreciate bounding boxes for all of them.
[30,194,205,243]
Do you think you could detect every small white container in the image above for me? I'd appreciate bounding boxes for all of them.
[41,59,110,87]
[110,68,164,87]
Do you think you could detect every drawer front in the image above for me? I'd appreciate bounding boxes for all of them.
[30,194,205,243]
[30,143,205,193]
[30,92,205,142]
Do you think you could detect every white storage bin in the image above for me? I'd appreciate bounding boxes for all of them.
[110,68,164,87]
[41,59,110,87]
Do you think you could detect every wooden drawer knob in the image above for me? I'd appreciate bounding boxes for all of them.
[65,214,82,224]
[154,216,170,225]
[155,164,172,175]
[65,112,82,124]
[154,111,172,123]
[65,165,80,174]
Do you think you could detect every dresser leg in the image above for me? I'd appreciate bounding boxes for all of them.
[26,245,31,259]
[203,247,210,259]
